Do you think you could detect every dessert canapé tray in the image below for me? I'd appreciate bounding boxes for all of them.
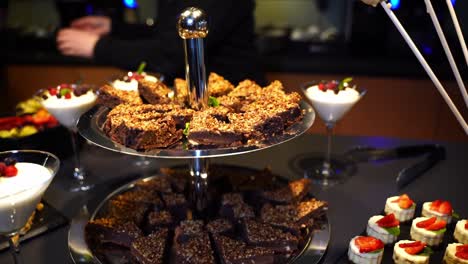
[68,165,330,264]
[77,100,315,159]
[337,200,462,263]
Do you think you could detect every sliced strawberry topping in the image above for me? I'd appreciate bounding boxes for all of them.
[399,241,423,248]
[456,251,468,260]
[318,83,325,91]
[425,220,446,231]
[48,87,58,96]
[354,236,384,253]
[377,213,400,228]
[456,245,468,253]
[438,201,453,215]
[465,221,468,230]
[0,162,5,175]
[430,200,443,211]
[416,217,437,228]
[404,244,426,255]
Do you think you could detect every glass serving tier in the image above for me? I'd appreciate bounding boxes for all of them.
[68,166,330,264]
[76,101,315,159]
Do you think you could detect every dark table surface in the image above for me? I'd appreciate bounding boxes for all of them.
[0,133,467,264]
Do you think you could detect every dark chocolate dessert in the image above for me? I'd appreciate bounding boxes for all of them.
[97,85,143,109]
[137,79,172,105]
[86,218,143,248]
[173,231,215,264]
[260,178,311,204]
[242,219,299,253]
[213,234,275,264]
[206,219,233,235]
[131,228,168,264]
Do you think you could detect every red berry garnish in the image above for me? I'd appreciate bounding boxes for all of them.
[456,245,468,253]
[465,221,468,230]
[4,165,18,177]
[416,217,437,228]
[326,81,337,90]
[318,83,325,91]
[456,246,468,260]
[456,251,468,260]
[438,201,453,215]
[399,241,423,248]
[425,220,446,231]
[354,236,384,253]
[48,88,58,96]
[404,243,426,255]
[392,194,414,209]
[0,162,6,175]
[65,92,72,99]
[376,213,400,228]
[430,200,443,211]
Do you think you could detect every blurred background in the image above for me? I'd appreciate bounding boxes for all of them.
[0,0,467,141]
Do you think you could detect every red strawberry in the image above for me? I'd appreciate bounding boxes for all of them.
[404,244,426,255]
[430,200,443,211]
[0,162,5,175]
[456,245,468,253]
[48,87,58,96]
[376,213,400,228]
[396,194,414,209]
[416,217,437,228]
[318,83,325,91]
[354,236,384,253]
[4,166,18,177]
[399,241,423,248]
[425,220,446,231]
[438,201,453,215]
[465,221,468,230]
[456,251,468,260]
[65,92,72,99]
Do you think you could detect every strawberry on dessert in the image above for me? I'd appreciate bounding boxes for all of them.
[385,194,416,222]
[0,158,18,178]
[348,236,384,264]
[454,220,468,244]
[410,216,447,246]
[443,243,468,264]
[393,240,431,264]
[111,62,159,91]
[421,199,455,224]
[366,213,400,244]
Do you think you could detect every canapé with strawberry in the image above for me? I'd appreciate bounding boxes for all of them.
[385,194,416,222]
[454,220,468,244]
[366,213,400,244]
[443,243,468,264]
[393,240,432,264]
[348,236,384,264]
[422,200,456,224]
[410,216,447,246]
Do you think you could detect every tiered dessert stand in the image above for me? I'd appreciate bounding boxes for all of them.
[69,7,329,264]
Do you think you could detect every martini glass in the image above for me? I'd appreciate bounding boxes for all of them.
[0,150,60,264]
[301,81,366,187]
[38,84,97,192]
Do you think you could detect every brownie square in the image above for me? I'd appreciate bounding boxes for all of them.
[160,168,188,193]
[260,178,311,204]
[175,220,204,243]
[174,78,188,105]
[162,193,189,221]
[135,176,173,194]
[137,79,172,104]
[97,85,143,109]
[213,234,274,264]
[113,189,163,210]
[107,199,148,226]
[147,210,174,230]
[173,231,215,264]
[206,219,233,236]
[242,219,298,253]
[187,111,242,147]
[131,228,168,264]
[219,193,255,221]
[86,218,143,248]
[207,72,234,97]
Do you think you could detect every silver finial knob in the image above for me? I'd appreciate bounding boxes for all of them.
[177,7,208,39]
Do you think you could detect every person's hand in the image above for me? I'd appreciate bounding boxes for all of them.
[70,15,111,36]
[56,29,100,58]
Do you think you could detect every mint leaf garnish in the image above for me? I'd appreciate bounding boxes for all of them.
[59,88,71,96]
[384,226,400,236]
[137,61,146,74]
[418,246,434,256]
[208,96,220,107]
[338,77,353,90]
[183,122,190,136]
[368,248,383,254]
[430,227,446,234]
[452,211,460,219]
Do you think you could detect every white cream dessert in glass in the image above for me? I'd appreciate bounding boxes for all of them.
[0,162,53,233]
[393,240,431,264]
[112,71,159,91]
[301,78,366,187]
[0,150,60,263]
[39,84,96,192]
[41,85,97,129]
[454,220,468,244]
